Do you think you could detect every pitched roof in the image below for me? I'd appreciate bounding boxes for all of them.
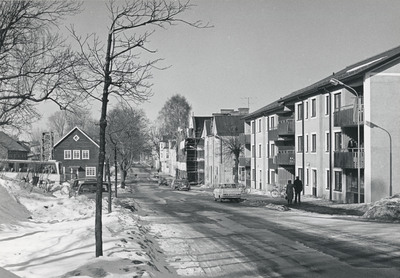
[214,115,244,136]
[279,44,400,103]
[242,100,283,120]
[0,131,27,152]
[53,126,100,148]
[193,116,212,138]
[202,119,212,137]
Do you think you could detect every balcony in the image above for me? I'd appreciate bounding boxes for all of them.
[275,148,295,165]
[239,134,251,145]
[277,119,294,136]
[334,149,364,169]
[239,157,251,167]
[334,104,364,127]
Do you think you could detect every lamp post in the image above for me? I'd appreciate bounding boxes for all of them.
[365,121,392,197]
[330,78,362,203]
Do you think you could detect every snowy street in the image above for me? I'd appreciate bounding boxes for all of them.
[1,172,400,278]
[134,182,400,278]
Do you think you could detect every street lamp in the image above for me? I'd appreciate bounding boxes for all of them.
[330,78,362,203]
[365,121,392,197]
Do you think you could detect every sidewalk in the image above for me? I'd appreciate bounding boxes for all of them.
[196,186,370,216]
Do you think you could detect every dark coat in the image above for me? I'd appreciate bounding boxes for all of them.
[294,179,303,193]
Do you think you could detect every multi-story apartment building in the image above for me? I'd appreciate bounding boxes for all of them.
[202,108,248,186]
[186,116,212,185]
[244,45,400,203]
[243,101,295,192]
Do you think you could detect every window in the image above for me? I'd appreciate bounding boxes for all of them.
[258,119,262,133]
[312,169,317,188]
[270,169,275,185]
[73,150,80,159]
[252,169,256,181]
[297,136,303,153]
[297,103,303,120]
[270,116,275,130]
[334,171,342,191]
[306,134,309,153]
[270,143,275,158]
[326,170,330,190]
[325,95,330,115]
[305,101,309,119]
[306,168,309,187]
[311,134,317,152]
[334,132,342,151]
[82,150,89,159]
[251,121,255,134]
[311,98,316,117]
[64,150,71,160]
[252,145,255,157]
[258,144,262,158]
[86,167,96,177]
[334,93,341,111]
[325,132,330,152]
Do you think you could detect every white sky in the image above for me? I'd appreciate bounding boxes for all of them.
[36,0,400,128]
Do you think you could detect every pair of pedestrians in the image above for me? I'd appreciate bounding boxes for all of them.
[285,176,303,205]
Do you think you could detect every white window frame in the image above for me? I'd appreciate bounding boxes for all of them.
[325,94,330,116]
[64,150,71,160]
[82,150,90,159]
[311,98,317,118]
[325,131,330,152]
[86,167,96,177]
[311,133,317,153]
[73,150,80,160]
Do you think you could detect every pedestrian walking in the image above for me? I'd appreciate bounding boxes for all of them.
[294,176,303,204]
[286,180,294,204]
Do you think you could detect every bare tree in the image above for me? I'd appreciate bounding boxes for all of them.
[149,123,163,170]
[222,135,244,184]
[48,111,68,138]
[0,0,84,131]
[107,105,149,188]
[70,0,206,257]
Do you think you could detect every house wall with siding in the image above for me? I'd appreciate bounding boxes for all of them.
[53,129,99,180]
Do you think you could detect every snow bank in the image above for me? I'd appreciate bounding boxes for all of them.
[0,178,153,278]
[363,194,400,221]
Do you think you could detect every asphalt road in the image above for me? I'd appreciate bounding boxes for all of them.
[130,181,400,278]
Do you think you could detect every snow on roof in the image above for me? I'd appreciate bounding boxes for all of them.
[346,56,386,73]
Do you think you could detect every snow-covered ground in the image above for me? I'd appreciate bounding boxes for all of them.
[0,176,399,278]
[0,178,158,278]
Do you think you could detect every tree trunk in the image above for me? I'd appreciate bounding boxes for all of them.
[114,146,118,198]
[106,158,112,213]
[121,169,127,188]
[234,157,239,184]
[95,32,113,258]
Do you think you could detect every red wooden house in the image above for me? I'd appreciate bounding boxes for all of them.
[53,127,100,181]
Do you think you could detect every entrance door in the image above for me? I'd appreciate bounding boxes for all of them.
[312,169,317,196]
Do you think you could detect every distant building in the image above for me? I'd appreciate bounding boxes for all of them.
[0,131,29,161]
[53,127,100,180]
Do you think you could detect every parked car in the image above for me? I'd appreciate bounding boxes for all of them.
[171,178,191,191]
[213,183,242,202]
[69,179,109,197]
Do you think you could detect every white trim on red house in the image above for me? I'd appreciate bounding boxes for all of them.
[53,126,100,149]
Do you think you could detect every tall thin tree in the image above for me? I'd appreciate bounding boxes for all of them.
[70,0,206,257]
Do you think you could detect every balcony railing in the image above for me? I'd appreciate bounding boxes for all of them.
[239,157,251,167]
[333,104,364,127]
[334,149,364,169]
[275,149,295,165]
[277,119,295,136]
